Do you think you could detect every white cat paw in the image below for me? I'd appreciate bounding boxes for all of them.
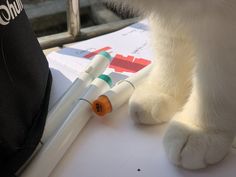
[129,87,180,125]
[163,117,233,169]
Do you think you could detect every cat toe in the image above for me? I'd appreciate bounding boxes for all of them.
[163,117,233,169]
[129,87,179,125]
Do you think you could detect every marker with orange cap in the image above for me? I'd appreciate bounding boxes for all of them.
[92,64,153,117]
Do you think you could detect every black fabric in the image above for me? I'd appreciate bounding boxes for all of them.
[0,0,52,176]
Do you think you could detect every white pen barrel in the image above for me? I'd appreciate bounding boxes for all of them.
[126,64,152,87]
[83,51,112,80]
[21,75,112,177]
[105,81,134,110]
[106,64,152,110]
[42,72,91,141]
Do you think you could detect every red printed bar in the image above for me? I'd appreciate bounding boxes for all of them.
[84,47,112,59]
[110,54,151,73]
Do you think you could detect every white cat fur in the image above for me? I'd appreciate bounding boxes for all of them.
[106,0,236,170]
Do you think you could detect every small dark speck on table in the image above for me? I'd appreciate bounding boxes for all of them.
[137,169,141,172]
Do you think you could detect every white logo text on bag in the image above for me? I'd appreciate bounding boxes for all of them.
[0,0,23,26]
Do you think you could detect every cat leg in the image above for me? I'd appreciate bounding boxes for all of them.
[129,20,194,124]
[163,27,236,169]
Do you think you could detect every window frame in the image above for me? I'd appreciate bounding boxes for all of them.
[38,0,138,49]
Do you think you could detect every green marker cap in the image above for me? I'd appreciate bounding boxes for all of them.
[98,74,112,87]
[99,51,113,61]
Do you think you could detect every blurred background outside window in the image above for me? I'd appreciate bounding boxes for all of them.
[22,0,137,38]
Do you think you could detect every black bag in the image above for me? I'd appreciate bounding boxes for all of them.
[0,0,52,176]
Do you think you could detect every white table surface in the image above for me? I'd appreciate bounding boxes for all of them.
[49,102,236,177]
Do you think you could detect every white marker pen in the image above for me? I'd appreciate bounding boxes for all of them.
[21,75,112,177]
[42,51,112,142]
[92,64,152,116]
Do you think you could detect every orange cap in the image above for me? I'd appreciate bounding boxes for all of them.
[92,95,112,116]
